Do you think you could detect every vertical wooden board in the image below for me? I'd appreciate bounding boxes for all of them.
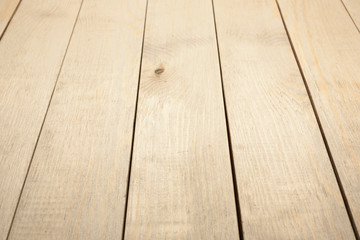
[342,0,360,30]
[278,0,360,232]
[8,0,147,239]
[213,0,355,239]
[0,0,21,38]
[124,0,239,238]
[0,0,82,238]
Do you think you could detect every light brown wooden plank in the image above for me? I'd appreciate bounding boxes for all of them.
[0,0,83,238]
[213,0,355,239]
[7,0,147,238]
[124,0,239,238]
[278,0,360,234]
[0,0,21,38]
[342,0,360,30]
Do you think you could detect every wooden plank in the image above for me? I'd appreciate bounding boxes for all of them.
[7,0,147,238]
[278,0,360,234]
[124,0,239,238]
[213,0,355,239]
[0,0,83,238]
[342,0,360,30]
[0,0,21,38]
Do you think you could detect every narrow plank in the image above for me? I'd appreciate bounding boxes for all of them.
[278,0,360,233]
[342,0,360,30]
[124,0,239,238]
[8,0,147,238]
[0,0,83,238]
[213,0,355,238]
[0,0,21,38]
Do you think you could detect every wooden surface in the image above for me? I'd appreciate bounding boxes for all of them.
[123,0,239,238]
[8,0,147,238]
[0,0,360,238]
[342,0,360,30]
[213,0,355,238]
[278,0,360,235]
[0,0,21,38]
[0,0,82,238]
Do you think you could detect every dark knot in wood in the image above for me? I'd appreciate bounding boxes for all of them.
[155,68,164,75]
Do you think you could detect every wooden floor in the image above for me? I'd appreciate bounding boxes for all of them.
[1,0,360,239]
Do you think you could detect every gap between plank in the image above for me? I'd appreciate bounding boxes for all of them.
[275,1,359,239]
[121,0,149,239]
[5,0,86,238]
[210,0,244,239]
[340,0,360,34]
[0,0,23,40]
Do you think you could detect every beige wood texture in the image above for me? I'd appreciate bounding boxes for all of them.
[342,0,360,30]
[0,0,21,38]
[0,0,82,238]
[8,0,147,239]
[124,0,239,238]
[213,0,355,239]
[278,0,360,232]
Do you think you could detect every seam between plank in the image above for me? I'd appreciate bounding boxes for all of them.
[340,0,360,34]
[5,0,85,238]
[0,0,23,40]
[275,1,359,239]
[121,0,149,239]
[210,0,244,239]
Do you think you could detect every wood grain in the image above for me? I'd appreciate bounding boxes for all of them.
[7,0,147,238]
[0,0,83,238]
[213,0,355,238]
[124,0,239,238]
[278,0,360,234]
[342,0,360,30]
[0,0,21,38]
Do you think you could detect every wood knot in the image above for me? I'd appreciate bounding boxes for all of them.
[155,68,164,75]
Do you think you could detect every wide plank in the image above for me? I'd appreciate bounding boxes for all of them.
[278,0,360,235]
[342,0,360,30]
[0,0,83,238]
[213,0,355,239]
[8,0,147,238]
[124,0,239,238]
[0,0,21,38]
